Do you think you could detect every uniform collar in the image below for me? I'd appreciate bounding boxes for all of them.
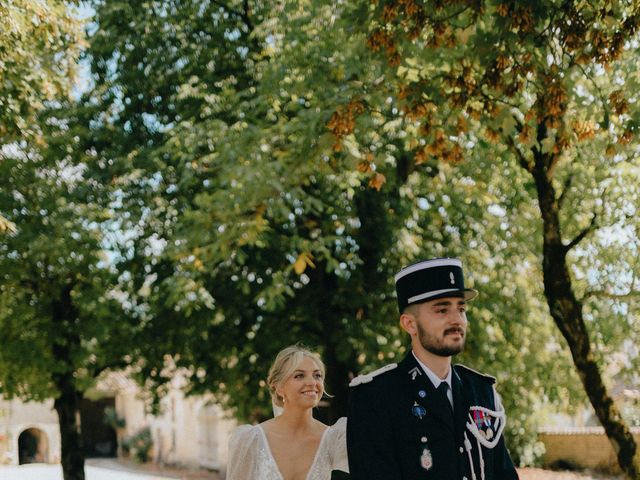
[411,350,452,391]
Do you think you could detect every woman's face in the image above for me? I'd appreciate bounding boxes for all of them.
[277,356,324,410]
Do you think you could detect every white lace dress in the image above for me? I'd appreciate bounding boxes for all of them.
[226,417,348,480]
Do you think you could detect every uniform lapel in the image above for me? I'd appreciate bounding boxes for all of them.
[452,366,469,440]
[401,353,455,432]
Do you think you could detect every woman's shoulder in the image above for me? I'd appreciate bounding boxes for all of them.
[323,417,349,472]
[325,417,347,439]
[329,416,347,430]
[230,423,262,443]
[226,424,266,479]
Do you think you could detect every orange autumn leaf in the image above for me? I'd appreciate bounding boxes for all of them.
[357,161,373,173]
[369,173,386,191]
[294,252,315,275]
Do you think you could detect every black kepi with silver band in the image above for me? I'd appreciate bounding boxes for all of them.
[395,258,478,312]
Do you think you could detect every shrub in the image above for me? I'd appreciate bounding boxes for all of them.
[122,427,152,463]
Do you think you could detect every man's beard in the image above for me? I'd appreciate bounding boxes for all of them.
[417,323,465,357]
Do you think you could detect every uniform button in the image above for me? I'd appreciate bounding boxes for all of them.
[459,446,464,453]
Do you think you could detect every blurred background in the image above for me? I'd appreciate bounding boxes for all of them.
[1,1,639,479]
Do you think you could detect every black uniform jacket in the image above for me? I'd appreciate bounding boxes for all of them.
[347,353,519,480]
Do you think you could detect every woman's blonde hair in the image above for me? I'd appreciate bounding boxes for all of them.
[267,344,326,408]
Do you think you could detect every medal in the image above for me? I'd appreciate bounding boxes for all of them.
[420,447,433,470]
[412,401,426,420]
[467,405,505,449]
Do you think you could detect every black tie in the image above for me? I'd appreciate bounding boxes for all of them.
[437,382,453,414]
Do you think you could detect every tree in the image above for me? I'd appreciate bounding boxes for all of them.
[0,0,83,142]
[78,0,577,465]
[329,0,640,476]
[0,97,150,480]
[0,4,116,480]
[0,0,83,242]
[83,0,410,421]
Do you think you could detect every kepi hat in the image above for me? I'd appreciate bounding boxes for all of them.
[395,258,478,312]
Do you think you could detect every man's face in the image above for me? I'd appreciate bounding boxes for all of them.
[410,297,468,357]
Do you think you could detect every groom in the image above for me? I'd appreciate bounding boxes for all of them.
[347,258,519,479]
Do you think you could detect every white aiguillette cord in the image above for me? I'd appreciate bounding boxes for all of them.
[465,404,506,449]
[463,389,507,480]
[463,432,478,480]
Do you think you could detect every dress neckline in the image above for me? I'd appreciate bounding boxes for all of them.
[258,422,330,480]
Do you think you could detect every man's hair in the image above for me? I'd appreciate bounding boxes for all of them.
[402,303,421,317]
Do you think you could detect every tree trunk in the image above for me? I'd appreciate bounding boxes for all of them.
[52,283,86,480]
[530,149,640,479]
[53,376,85,480]
[308,261,355,424]
[321,188,400,423]
[324,339,352,423]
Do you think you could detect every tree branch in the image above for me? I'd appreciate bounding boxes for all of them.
[564,212,597,252]
[557,174,573,209]
[583,289,640,302]
[20,279,39,293]
[573,61,610,128]
[434,6,471,23]
[505,132,533,173]
[241,0,254,32]
[210,0,253,32]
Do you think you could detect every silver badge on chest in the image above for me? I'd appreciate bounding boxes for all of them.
[420,446,433,470]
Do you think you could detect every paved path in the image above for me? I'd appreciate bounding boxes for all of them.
[0,464,173,480]
[518,468,622,479]
[1,464,620,480]
[86,458,220,479]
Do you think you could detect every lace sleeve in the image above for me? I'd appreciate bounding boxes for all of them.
[226,424,258,480]
[327,417,349,473]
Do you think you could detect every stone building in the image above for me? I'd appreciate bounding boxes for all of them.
[0,399,60,465]
[0,372,235,471]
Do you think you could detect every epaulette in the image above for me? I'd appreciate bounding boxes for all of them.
[349,363,398,387]
[455,364,496,384]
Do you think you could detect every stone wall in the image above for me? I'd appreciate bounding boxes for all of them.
[539,427,640,473]
[0,399,60,465]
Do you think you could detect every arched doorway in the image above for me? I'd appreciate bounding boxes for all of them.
[18,428,48,464]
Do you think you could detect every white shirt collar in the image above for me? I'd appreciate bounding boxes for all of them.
[412,350,452,390]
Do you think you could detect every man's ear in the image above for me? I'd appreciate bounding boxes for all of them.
[399,312,417,336]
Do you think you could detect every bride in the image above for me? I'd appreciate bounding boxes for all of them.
[226,345,348,480]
